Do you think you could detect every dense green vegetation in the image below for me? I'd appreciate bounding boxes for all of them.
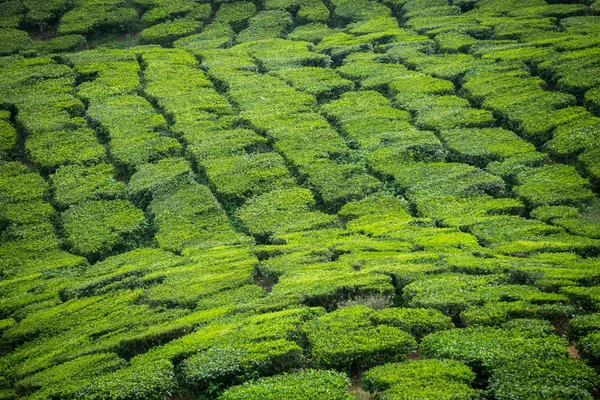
[1,0,600,399]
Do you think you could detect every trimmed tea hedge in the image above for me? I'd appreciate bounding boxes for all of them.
[363,359,482,400]
[218,369,353,400]
[303,306,417,371]
[62,200,146,260]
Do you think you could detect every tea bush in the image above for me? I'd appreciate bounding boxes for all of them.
[0,28,31,56]
[303,306,417,371]
[514,164,595,208]
[236,188,339,238]
[51,163,126,208]
[149,182,247,252]
[180,340,303,391]
[203,153,296,204]
[218,369,353,400]
[236,10,293,43]
[488,357,598,400]
[363,359,482,400]
[173,22,234,52]
[297,0,330,24]
[126,157,194,207]
[270,67,353,100]
[87,95,181,171]
[139,19,203,46]
[215,2,257,31]
[58,5,138,35]
[62,200,146,259]
[371,307,454,339]
[25,127,106,171]
[0,111,17,160]
[140,1,210,27]
[3,0,600,398]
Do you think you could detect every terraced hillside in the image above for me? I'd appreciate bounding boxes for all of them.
[1,0,600,398]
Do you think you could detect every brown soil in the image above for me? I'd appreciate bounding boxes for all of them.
[568,345,580,360]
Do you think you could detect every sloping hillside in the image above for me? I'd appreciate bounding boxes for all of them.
[1,0,600,399]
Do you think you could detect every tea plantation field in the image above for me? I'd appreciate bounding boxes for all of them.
[1,0,600,398]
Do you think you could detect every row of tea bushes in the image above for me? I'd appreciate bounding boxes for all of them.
[58,0,138,36]
[208,46,381,213]
[403,2,600,188]
[1,0,600,398]
[66,49,182,174]
[0,57,106,173]
[326,16,600,242]
[421,323,597,400]
[137,46,340,235]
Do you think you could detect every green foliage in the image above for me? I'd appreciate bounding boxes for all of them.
[141,48,233,116]
[561,286,600,312]
[440,127,535,167]
[173,22,234,52]
[0,162,48,204]
[0,113,17,159]
[234,38,331,70]
[287,23,338,43]
[149,182,247,252]
[4,3,600,398]
[58,5,138,35]
[403,274,542,318]
[323,90,441,155]
[515,164,595,208]
[75,357,177,400]
[421,326,568,372]
[371,308,454,339]
[186,127,267,161]
[436,32,479,53]
[140,1,211,27]
[461,69,577,141]
[568,313,600,341]
[204,153,295,204]
[0,0,25,29]
[180,340,303,391]
[270,67,353,100]
[303,306,417,371]
[388,73,455,96]
[488,357,597,400]
[218,369,353,400]
[62,200,146,259]
[139,19,203,46]
[330,0,391,24]
[578,331,600,365]
[51,163,125,208]
[237,10,293,43]
[531,205,600,239]
[460,301,543,327]
[585,86,600,115]
[14,353,125,399]
[236,188,339,238]
[0,29,31,56]
[302,160,381,211]
[215,2,257,31]
[67,50,141,101]
[538,48,600,96]
[28,35,87,55]
[297,0,330,24]
[363,359,482,400]
[22,0,70,27]
[87,95,181,170]
[468,216,600,255]
[25,127,106,171]
[126,157,194,207]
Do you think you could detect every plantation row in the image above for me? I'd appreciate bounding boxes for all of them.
[1,0,600,399]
